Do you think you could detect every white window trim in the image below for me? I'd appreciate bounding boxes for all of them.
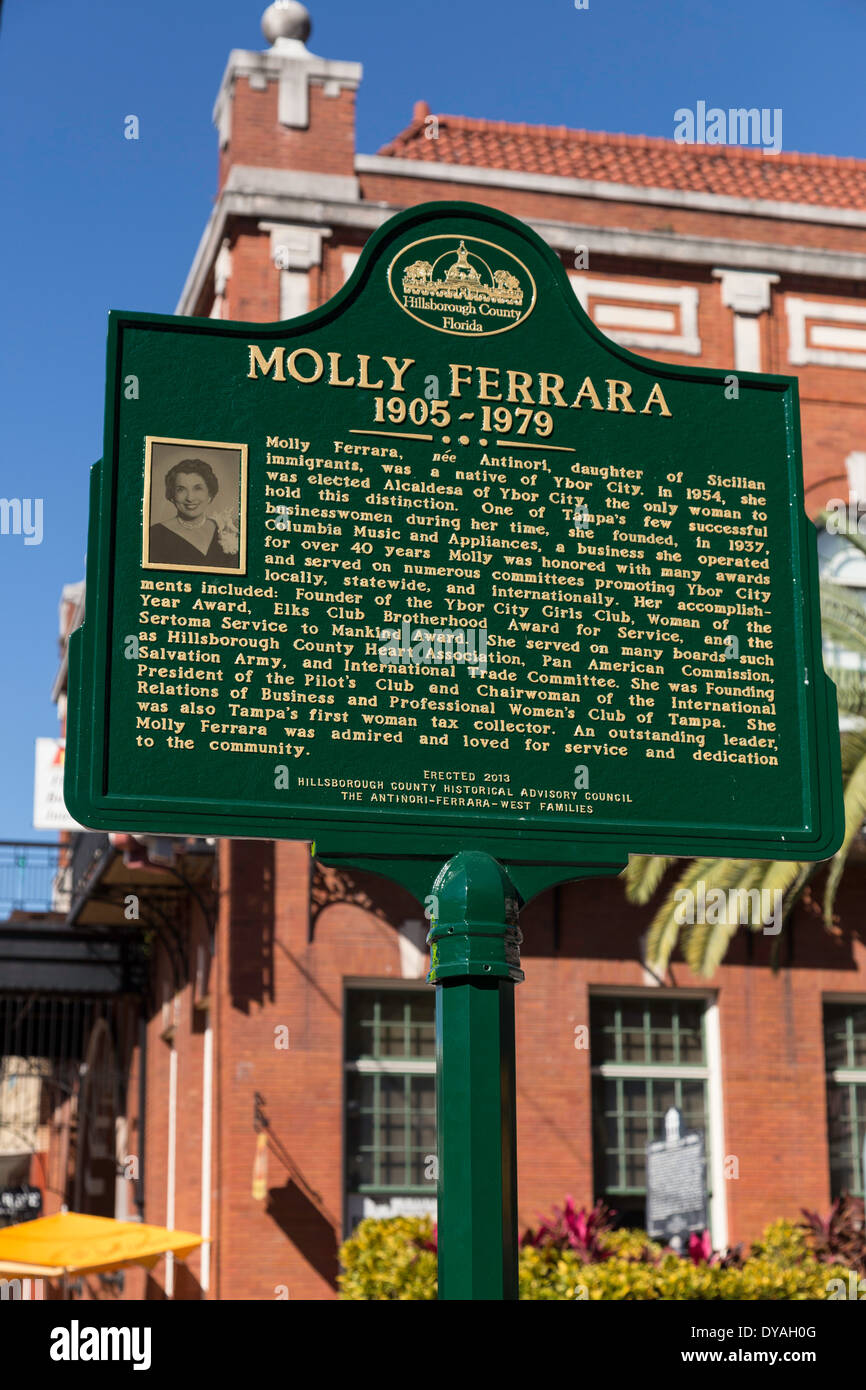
[704,1000,728,1252]
[346,1058,435,1075]
[592,1062,707,1081]
[570,275,701,355]
[342,251,361,282]
[786,296,866,369]
[830,1068,866,1085]
[279,269,309,320]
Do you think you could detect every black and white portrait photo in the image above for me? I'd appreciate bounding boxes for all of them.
[142,437,248,574]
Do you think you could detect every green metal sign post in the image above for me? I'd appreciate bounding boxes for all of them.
[429,852,523,1301]
[65,199,844,1300]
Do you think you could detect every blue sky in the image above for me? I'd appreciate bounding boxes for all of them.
[0,0,863,840]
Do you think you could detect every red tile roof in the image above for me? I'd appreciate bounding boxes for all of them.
[377,108,866,210]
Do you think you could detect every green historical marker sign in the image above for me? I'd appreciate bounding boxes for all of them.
[65,198,844,1304]
[65,199,843,868]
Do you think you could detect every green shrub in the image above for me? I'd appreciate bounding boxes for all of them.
[749,1218,809,1267]
[337,1216,436,1301]
[338,1216,852,1300]
[599,1227,664,1262]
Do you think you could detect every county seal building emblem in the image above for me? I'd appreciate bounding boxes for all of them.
[387,234,536,336]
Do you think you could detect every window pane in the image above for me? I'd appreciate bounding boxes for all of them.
[621,1005,646,1062]
[851,1007,866,1068]
[345,991,437,1200]
[591,1076,620,1193]
[379,996,408,1057]
[345,1073,376,1187]
[824,1004,852,1071]
[379,1076,407,1184]
[621,1029,646,1062]
[346,989,434,1060]
[826,1078,863,1199]
[827,1084,849,1123]
[648,1002,676,1063]
[652,1080,677,1127]
[623,1112,649,1150]
[380,1151,408,1186]
[677,1003,705,1063]
[602,1151,621,1188]
[652,1028,676,1064]
[410,1076,436,1147]
[680,1080,707,1131]
[624,1150,645,1189]
[591,996,710,1216]
[408,996,435,1058]
[623,1079,648,1114]
[824,1001,866,1200]
[590,1001,618,1063]
[831,1163,854,1196]
[345,993,376,1061]
[409,1075,436,1185]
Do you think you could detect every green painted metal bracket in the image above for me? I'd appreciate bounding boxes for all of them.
[313,850,626,912]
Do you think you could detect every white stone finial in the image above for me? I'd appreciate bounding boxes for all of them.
[262,1,312,47]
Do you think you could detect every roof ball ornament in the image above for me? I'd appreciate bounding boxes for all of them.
[262,0,312,47]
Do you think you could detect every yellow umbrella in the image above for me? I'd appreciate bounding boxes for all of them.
[0,1211,205,1279]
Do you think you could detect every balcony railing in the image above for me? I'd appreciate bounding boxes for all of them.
[0,843,66,919]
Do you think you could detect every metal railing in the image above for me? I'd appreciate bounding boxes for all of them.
[0,843,66,919]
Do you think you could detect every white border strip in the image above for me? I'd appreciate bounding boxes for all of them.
[357,153,866,230]
[787,296,866,369]
[704,1000,728,1251]
[570,274,701,355]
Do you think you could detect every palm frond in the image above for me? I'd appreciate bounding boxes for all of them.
[826,669,866,718]
[644,858,715,976]
[840,728,866,779]
[820,583,866,658]
[759,858,807,903]
[616,565,863,974]
[681,863,766,976]
[621,854,676,905]
[823,748,866,927]
[781,864,816,921]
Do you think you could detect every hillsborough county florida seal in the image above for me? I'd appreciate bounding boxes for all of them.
[387,234,536,336]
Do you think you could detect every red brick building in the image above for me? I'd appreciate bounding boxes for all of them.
[23,2,866,1299]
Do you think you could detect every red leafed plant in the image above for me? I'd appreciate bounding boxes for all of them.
[687,1229,714,1265]
[800,1194,866,1276]
[414,1223,437,1253]
[687,1228,745,1268]
[520,1196,616,1261]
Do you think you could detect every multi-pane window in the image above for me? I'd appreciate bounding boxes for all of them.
[590,996,710,1228]
[345,989,436,1226]
[824,1001,866,1199]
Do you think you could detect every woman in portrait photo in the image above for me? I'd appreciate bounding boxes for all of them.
[148,458,240,569]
